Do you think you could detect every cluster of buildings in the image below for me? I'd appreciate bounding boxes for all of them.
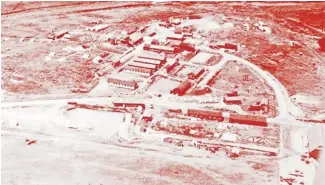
[69,16,285,162]
[77,17,243,104]
[222,90,270,114]
[123,51,167,77]
[168,108,268,127]
[105,26,147,47]
[105,50,168,90]
[143,24,196,54]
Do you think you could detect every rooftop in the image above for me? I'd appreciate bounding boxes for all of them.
[128,61,157,69]
[166,32,184,39]
[224,96,242,101]
[147,44,175,52]
[129,32,143,42]
[107,77,137,87]
[124,66,152,73]
[138,51,166,61]
[188,52,214,63]
[133,57,161,65]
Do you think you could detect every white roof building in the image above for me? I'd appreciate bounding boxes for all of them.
[54,29,69,37]
[224,96,242,102]
[147,44,174,52]
[188,52,214,64]
[221,133,239,142]
[138,51,166,61]
[129,32,143,44]
[166,32,184,40]
[128,61,157,70]
[87,24,109,32]
[134,57,162,65]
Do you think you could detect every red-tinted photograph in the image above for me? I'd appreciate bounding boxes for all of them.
[1,1,325,185]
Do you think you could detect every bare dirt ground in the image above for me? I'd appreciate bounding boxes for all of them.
[1,114,278,185]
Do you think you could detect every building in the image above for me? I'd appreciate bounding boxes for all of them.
[183,32,193,37]
[100,52,110,58]
[95,65,112,77]
[87,24,109,32]
[228,114,267,127]
[71,79,99,94]
[176,42,195,52]
[168,40,182,47]
[158,22,168,27]
[166,33,184,41]
[144,44,175,53]
[128,61,157,71]
[174,28,183,34]
[183,26,195,33]
[248,99,269,112]
[142,110,153,122]
[113,102,145,110]
[142,114,153,122]
[170,80,192,96]
[174,27,194,37]
[151,39,160,45]
[128,32,143,45]
[221,133,239,142]
[125,27,138,35]
[138,51,166,62]
[223,96,242,105]
[169,17,181,25]
[188,52,215,64]
[207,70,222,86]
[134,57,163,66]
[134,54,166,67]
[187,109,224,121]
[111,60,121,67]
[188,67,205,80]
[188,15,202,19]
[54,30,69,39]
[310,145,323,161]
[148,31,156,37]
[107,78,138,90]
[138,26,148,33]
[123,66,153,77]
[119,51,135,63]
[106,55,122,67]
[226,91,239,97]
[164,60,180,73]
[190,87,212,96]
[220,43,238,51]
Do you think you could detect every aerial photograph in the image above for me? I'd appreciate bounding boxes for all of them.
[1,1,325,185]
